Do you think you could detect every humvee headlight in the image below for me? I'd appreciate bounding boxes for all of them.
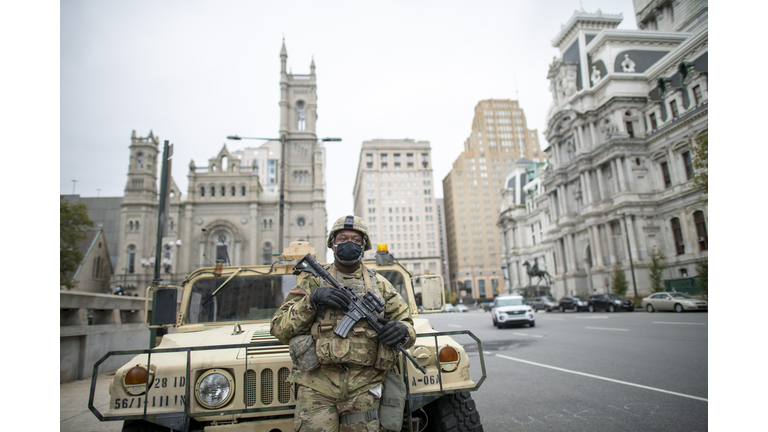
[195,369,234,409]
[123,365,149,396]
[439,346,459,372]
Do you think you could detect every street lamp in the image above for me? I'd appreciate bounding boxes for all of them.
[227,134,341,253]
[622,213,639,298]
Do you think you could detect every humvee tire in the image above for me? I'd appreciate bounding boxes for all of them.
[427,391,483,431]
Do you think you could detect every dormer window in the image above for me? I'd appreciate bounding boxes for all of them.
[137,153,144,169]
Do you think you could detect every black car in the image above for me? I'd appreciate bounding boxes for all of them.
[587,293,635,312]
[558,295,588,312]
[530,296,559,312]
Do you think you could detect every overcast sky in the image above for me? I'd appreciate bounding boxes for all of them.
[61,0,640,232]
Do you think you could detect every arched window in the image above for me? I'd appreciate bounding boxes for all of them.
[241,186,246,196]
[200,186,205,197]
[127,245,137,274]
[296,101,306,131]
[221,185,225,196]
[210,186,215,197]
[135,221,139,231]
[693,211,707,251]
[129,221,134,231]
[231,186,235,196]
[263,242,273,265]
[137,153,144,169]
[169,218,174,231]
[671,218,684,255]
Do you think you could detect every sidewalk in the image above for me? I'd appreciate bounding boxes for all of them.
[61,373,122,432]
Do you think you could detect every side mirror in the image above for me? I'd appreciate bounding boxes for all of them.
[145,284,182,328]
[418,275,445,313]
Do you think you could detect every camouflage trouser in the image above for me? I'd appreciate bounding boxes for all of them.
[294,385,382,432]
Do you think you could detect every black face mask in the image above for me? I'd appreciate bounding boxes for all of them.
[334,241,363,265]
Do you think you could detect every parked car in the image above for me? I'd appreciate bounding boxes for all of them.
[587,293,635,312]
[642,292,708,312]
[444,303,457,313]
[456,304,469,313]
[530,296,559,312]
[482,301,495,312]
[558,295,588,312]
[491,294,535,328]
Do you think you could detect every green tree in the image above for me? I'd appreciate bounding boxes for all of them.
[648,249,668,293]
[691,130,707,202]
[610,268,629,297]
[695,260,708,296]
[60,199,94,289]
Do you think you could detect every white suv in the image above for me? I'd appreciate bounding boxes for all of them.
[491,295,535,328]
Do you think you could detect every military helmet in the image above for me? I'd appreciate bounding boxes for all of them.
[327,215,372,252]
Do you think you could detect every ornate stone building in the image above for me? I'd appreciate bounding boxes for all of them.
[499,1,708,299]
[113,41,328,293]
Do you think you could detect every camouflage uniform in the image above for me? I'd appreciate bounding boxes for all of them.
[271,262,415,432]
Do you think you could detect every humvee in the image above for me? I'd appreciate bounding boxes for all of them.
[89,242,486,431]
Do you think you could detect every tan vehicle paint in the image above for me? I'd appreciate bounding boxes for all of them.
[90,242,485,431]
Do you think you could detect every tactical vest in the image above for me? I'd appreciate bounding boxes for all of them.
[310,264,397,370]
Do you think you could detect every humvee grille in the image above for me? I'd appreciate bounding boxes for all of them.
[260,369,274,405]
[247,331,289,356]
[244,370,258,406]
[278,367,291,403]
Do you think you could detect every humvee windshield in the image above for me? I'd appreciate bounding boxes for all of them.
[188,274,295,323]
[377,270,408,301]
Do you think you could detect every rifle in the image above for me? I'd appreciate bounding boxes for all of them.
[293,253,427,374]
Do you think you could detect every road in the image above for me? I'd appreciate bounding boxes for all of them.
[425,308,708,432]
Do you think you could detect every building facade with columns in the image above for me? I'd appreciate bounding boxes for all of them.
[500,2,708,299]
[112,42,328,293]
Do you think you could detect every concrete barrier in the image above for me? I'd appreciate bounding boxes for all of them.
[60,291,153,384]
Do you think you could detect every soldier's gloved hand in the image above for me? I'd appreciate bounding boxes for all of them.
[309,287,350,311]
[376,317,409,347]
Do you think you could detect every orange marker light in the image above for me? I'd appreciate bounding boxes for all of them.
[439,347,459,363]
[377,244,389,252]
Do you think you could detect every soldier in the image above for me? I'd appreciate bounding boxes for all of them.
[271,215,416,432]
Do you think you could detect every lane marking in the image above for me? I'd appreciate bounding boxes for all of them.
[586,326,628,331]
[513,332,544,338]
[574,316,609,319]
[653,322,706,325]
[447,324,462,328]
[493,354,708,402]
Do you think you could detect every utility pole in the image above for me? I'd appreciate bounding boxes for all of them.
[71,179,78,195]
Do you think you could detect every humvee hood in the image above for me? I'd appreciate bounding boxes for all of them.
[158,323,273,349]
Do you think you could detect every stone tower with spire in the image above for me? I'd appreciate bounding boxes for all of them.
[279,39,327,257]
[112,41,329,293]
[114,130,162,291]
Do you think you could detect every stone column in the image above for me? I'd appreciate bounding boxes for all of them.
[569,233,579,271]
[590,225,604,267]
[666,147,679,186]
[595,167,605,201]
[605,222,617,265]
[589,122,598,146]
[578,125,587,148]
[636,217,649,260]
[610,159,620,195]
[616,157,627,192]
[579,174,587,206]
[584,170,594,203]
[622,157,634,191]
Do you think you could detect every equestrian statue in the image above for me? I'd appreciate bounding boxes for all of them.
[523,258,552,286]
